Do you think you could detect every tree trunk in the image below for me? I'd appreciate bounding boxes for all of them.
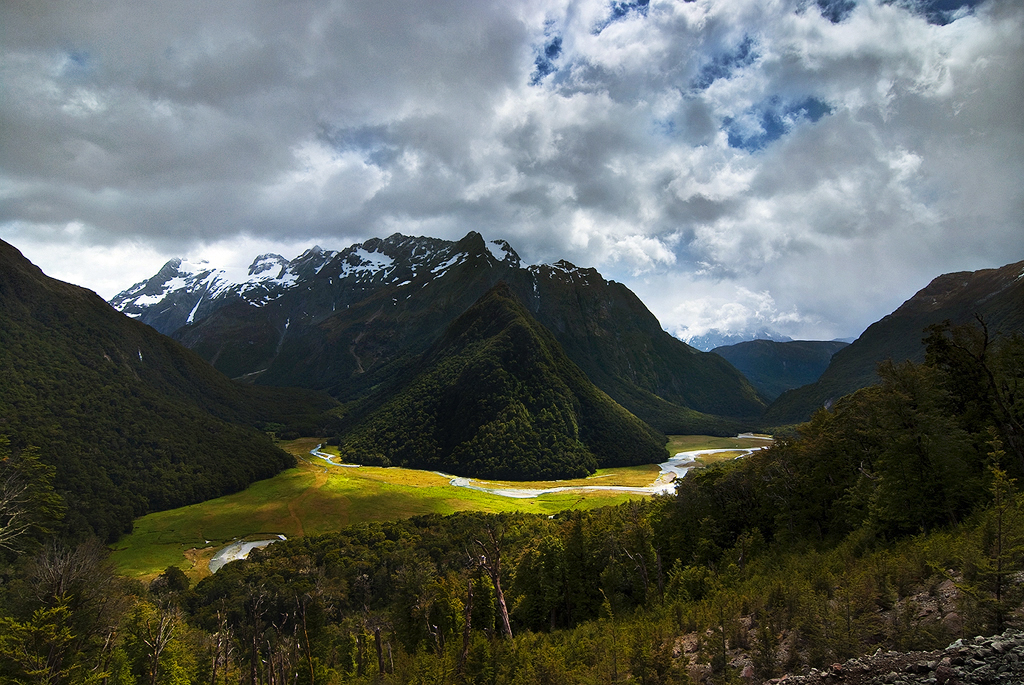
[374,627,385,675]
[475,527,513,639]
[458,577,473,674]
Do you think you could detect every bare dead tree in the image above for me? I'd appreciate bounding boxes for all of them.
[0,440,63,553]
[141,604,179,685]
[0,462,33,551]
[474,523,513,639]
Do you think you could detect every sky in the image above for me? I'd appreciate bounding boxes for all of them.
[1,0,1021,342]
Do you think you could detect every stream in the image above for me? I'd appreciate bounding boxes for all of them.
[208,535,287,573]
[209,440,768,572]
[306,442,770,499]
[442,445,770,498]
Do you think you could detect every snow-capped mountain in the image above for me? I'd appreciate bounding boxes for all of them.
[682,328,793,352]
[109,231,767,431]
[111,233,520,336]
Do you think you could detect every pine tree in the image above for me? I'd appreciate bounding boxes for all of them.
[956,433,1024,633]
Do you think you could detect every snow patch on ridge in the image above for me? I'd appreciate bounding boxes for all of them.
[338,248,395,280]
[186,299,201,324]
[431,253,465,275]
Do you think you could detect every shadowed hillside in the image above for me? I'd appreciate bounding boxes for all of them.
[766,260,1024,425]
[0,239,336,540]
[712,339,848,400]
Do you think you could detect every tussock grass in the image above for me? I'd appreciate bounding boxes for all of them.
[693,450,748,465]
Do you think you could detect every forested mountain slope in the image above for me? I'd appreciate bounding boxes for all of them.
[522,261,765,432]
[712,339,849,400]
[766,260,1024,425]
[0,239,336,540]
[338,283,667,479]
[115,231,764,433]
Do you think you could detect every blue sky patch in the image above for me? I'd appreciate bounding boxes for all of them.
[595,0,651,32]
[890,0,985,25]
[816,0,857,23]
[693,36,758,91]
[60,50,95,79]
[530,31,563,86]
[725,97,833,152]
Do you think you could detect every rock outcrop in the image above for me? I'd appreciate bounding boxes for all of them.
[765,629,1024,685]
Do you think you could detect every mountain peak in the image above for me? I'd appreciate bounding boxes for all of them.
[452,230,487,256]
[248,254,288,277]
[486,239,521,267]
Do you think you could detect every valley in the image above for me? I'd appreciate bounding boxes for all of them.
[111,435,771,581]
[1,236,1021,683]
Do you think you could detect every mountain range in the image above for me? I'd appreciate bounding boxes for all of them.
[764,259,1024,424]
[113,233,1024,433]
[685,328,793,352]
[2,232,760,538]
[113,231,766,434]
[3,228,1021,537]
[711,339,849,401]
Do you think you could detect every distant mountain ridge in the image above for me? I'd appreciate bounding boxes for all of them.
[113,232,766,433]
[684,328,793,352]
[712,339,849,401]
[765,259,1024,425]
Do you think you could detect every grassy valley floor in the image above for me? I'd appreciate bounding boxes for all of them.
[110,435,772,581]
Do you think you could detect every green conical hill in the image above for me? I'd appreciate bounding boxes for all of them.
[339,283,666,480]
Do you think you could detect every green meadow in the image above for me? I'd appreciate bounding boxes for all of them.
[111,435,771,581]
[664,433,772,455]
[667,434,772,466]
[110,438,676,580]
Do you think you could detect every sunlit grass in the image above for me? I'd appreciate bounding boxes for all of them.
[692,450,747,465]
[111,439,647,581]
[665,434,772,456]
[112,436,770,582]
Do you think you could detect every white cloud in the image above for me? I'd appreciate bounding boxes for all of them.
[1,0,1020,340]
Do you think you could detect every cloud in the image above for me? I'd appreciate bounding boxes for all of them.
[1,0,1021,338]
